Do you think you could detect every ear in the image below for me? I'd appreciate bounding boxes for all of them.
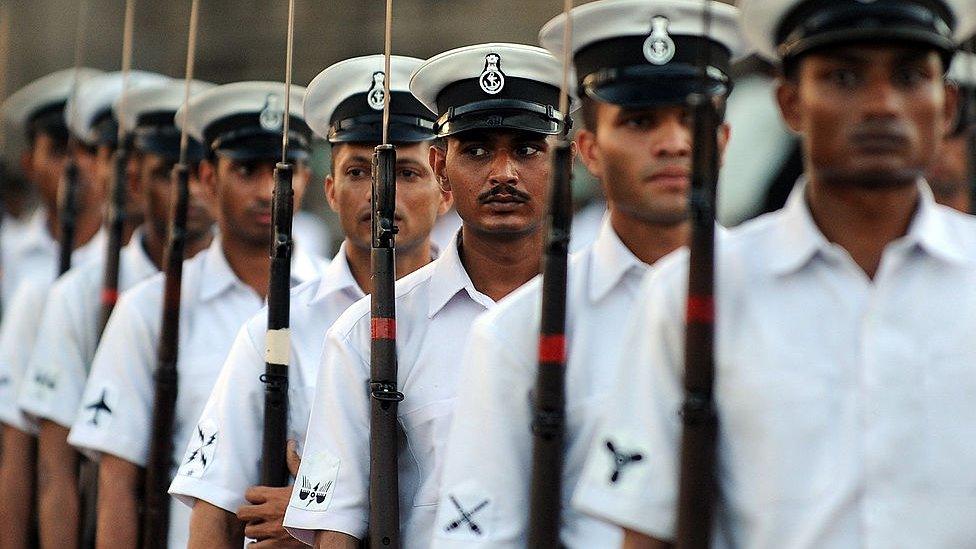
[776,77,803,133]
[20,150,33,179]
[942,81,961,137]
[198,158,219,199]
[716,122,732,166]
[437,184,454,217]
[324,173,339,213]
[429,144,449,192]
[575,129,603,180]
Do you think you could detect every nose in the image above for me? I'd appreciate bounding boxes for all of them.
[862,74,901,119]
[257,170,276,203]
[651,114,692,158]
[487,150,518,186]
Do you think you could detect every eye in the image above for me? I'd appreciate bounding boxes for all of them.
[346,167,369,178]
[398,168,421,180]
[893,66,929,88]
[827,68,860,89]
[516,145,542,157]
[463,146,489,158]
[234,164,255,178]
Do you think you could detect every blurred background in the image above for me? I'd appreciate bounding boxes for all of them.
[0,0,792,253]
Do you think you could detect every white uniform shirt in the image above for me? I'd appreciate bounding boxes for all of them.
[168,243,364,512]
[67,240,322,549]
[574,182,976,548]
[284,236,495,547]
[430,209,462,252]
[0,232,105,434]
[1,207,55,307]
[18,229,158,429]
[431,220,647,548]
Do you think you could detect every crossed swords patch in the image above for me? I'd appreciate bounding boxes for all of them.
[444,495,489,536]
[606,439,643,484]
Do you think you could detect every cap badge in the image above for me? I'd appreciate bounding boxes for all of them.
[367,71,387,111]
[644,16,676,66]
[259,94,285,131]
[479,53,506,95]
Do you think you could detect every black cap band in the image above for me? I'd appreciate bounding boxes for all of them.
[91,109,119,148]
[777,0,956,62]
[434,77,563,137]
[575,34,733,107]
[328,90,436,143]
[203,112,312,161]
[25,102,69,145]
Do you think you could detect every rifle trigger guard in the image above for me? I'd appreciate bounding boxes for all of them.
[369,381,405,403]
[260,372,289,391]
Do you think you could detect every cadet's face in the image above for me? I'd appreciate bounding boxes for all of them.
[200,156,310,248]
[432,129,550,238]
[778,45,957,189]
[139,153,214,240]
[70,142,107,214]
[327,142,449,254]
[24,132,68,208]
[579,102,730,226]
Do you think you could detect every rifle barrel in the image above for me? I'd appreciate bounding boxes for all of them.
[98,146,129,335]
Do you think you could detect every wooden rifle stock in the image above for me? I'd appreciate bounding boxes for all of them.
[527,138,573,548]
[58,161,80,276]
[368,144,403,548]
[141,163,190,549]
[260,162,294,487]
[97,144,129,334]
[675,92,721,549]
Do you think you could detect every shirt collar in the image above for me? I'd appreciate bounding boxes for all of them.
[198,238,321,302]
[768,178,969,277]
[122,227,159,279]
[311,242,364,304]
[427,232,494,318]
[588,216,649,303]
[18,207,55,253]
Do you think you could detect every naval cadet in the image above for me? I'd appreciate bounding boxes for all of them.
[573,0,976,547]
[67,81,326,548]
[929,49,976,211]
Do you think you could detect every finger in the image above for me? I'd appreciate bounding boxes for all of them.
[244,486,269,504]
[287,439,301,477]
[243,519,273,541]
[236,503,266,524]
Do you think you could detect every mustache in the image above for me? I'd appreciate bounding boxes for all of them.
[849,121,911,141]
[478,184,531,203]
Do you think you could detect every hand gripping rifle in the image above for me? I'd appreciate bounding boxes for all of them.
[260,0,297,488]
[675,2,723,548]
[528,1,574,546]
[368,1,404,545]
[141,2,200,546]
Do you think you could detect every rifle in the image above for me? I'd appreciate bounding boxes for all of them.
[57,161,79,276]
[141,1,200,546]
[675,2,722,548]
[368,3,404,543]
[528,1,573,546]
[260,0,297,488]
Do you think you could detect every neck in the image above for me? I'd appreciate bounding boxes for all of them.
[806,176,919,279]
[609,207,690,266]
[346,238,435,295]
[458,226,544,302]
[142,223,213,270]
[220,235,271,299]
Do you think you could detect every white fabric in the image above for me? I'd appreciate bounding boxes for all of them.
[738,0,976,62]
[431,220,647,548]
[1,68,101,130]
[948,51,976,87]
[65,71,171,144]
[114,80,215,134]
[569,200,606,253]
[573,182,976,547]
[68,240,323,549]
[430,209,462,253]
[0,230,106,434]
[168,243,364,512]
[284,235,495,547]
[18,229,158,429]
[304,55,430,139]
[1,207,57,308]
[539,0,746,64]
[294,210,333,258]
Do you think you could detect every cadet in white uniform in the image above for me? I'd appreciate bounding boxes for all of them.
[928,50,976,212]
[0,68,102,306]
[431,2,742,547]
[68,81,325,549]
[573,1,976,547]
[172,55,450,548]
[283,44,568,547]
[16,79,216,545]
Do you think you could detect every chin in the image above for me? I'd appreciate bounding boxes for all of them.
[823,165,922,190]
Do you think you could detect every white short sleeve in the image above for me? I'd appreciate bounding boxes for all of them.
[0,281,50,434]
[571,260,688,541]
[68,289,157,466]
[283,324,371,545]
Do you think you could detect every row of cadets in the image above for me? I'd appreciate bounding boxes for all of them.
[930,48,976,211]
[168,54,448,547]
[68,81,327,548]
[576,0,976,547]
[18,77,216,544]
[433,1,743,547]
[0,68,166,546]
[283,43,568,547]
